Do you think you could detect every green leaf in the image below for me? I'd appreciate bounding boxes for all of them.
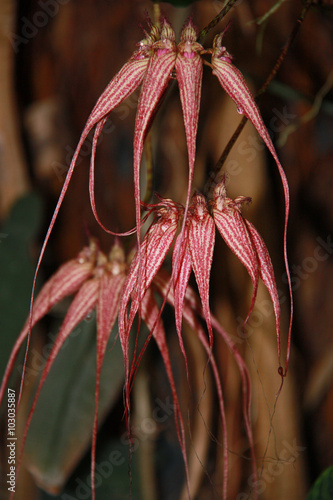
[24,316,125,494]
[40,436,142,500]
[0,192,43,380]
[306,466,333,500]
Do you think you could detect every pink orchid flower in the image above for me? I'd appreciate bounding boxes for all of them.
[1,240,128,500]
[120,179,281,382]
[31,17,291,375]
[1,228,261,500]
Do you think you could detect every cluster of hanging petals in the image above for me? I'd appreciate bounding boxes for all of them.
[0,240,98,406]
[212,178,259,322]
[5,239,130,500]
[210,30,292,370]
[212,178,281,361]
[118,198,183,382]
[173,193,215,351]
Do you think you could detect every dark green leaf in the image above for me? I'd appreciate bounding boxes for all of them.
[40,436,141,500]
[0,192,43,380]
[24,316,125,494]
[306,466,333,500]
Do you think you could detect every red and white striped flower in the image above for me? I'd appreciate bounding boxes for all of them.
[0,240,128,500]
[120,179,282,379]
[32,19,291,376]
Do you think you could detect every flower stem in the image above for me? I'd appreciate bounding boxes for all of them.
[198,0,238,43]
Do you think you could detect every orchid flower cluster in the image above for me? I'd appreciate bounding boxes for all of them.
[1,12,293,500]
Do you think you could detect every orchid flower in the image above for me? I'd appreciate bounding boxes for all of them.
[211,177,282,363]
[1,10,294,500]
[1,240,128,500]
[210,33,292,370]
[1,193,268,500]
[119,178,281,385]
[31,17,291,375]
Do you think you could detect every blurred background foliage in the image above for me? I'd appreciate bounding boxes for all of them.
[0,0,333,498]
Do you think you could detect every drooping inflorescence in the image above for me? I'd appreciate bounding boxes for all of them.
[1,11,293,500]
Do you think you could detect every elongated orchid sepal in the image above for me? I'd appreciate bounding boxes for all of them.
[118,199,181,385]
[172,231,192,368]
[188,193,215,347]
[133,20,177,242]
[91,243,127,500]
[211,33,292,371]
[212,181,259,324]
[245,220,282,362]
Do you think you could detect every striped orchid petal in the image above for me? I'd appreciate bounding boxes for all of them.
[213,179,282,365]
[210,33,292,369]
[245,220,282,363]
[175,21,203,229]
[140,287,188,472]
[133,20,177,248]
[188,193,215,347]
[210,32,290,202]
[118,199,181,382]
[0,243,97,407]
[172,231,192,365]
[37,28,158,289]
[91,243,127,500]
[212,180,259,324]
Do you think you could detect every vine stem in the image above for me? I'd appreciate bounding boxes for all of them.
[198,0,239,43]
